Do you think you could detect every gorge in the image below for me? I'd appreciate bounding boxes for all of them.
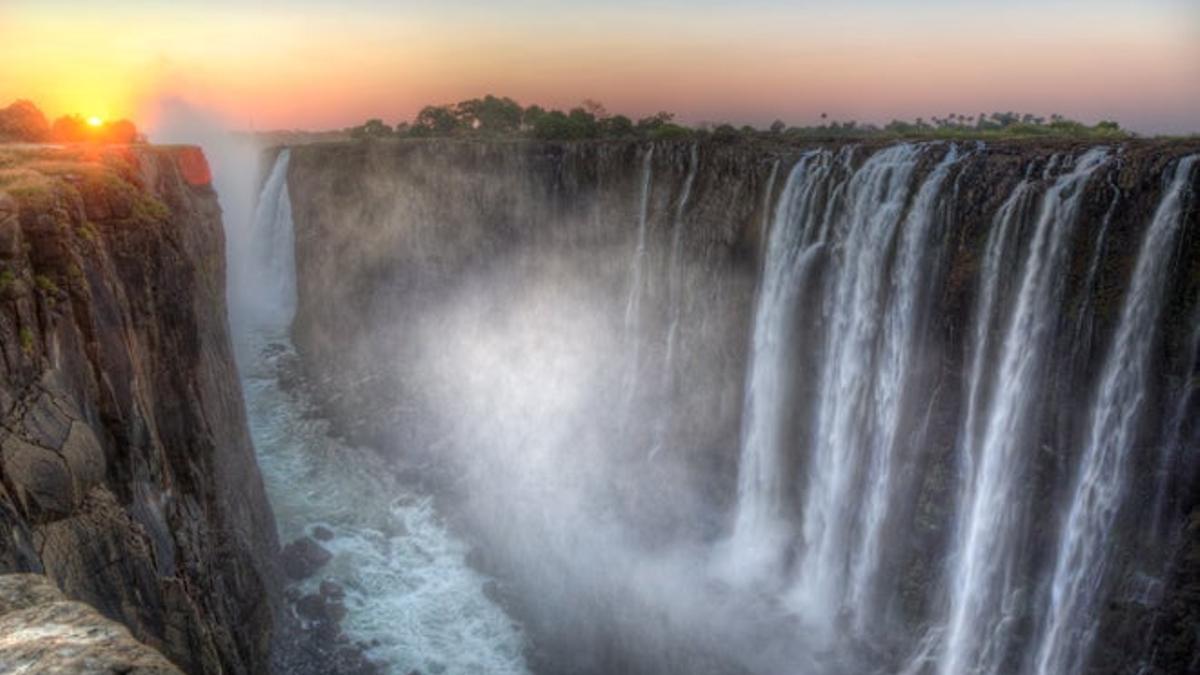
[1,135,1198,675]
[268,137,1200,674]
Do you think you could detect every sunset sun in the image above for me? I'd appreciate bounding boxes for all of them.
[86,115,103,127]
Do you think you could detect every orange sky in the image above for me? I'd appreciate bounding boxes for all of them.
[1,1,1197,134]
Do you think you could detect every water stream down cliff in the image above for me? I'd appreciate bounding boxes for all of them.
[250,138,1197,674]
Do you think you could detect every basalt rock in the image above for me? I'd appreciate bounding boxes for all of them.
[281,536,333,580]
[0,573,183,673]
[0,144,279,673]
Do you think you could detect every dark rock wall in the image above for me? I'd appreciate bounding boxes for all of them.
[0,146,279,674]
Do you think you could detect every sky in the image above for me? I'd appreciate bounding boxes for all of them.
[0,0,1197,134]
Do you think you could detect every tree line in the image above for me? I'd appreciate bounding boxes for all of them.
[347,95,1131,142]
[0,100,143,144]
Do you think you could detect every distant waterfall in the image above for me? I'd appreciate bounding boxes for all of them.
[661,143,699,391]
[238,149,297,330]
[236,148,529,674]
[938,148,1109,675]
[622,147,655,417]
[1033,155,1198,675]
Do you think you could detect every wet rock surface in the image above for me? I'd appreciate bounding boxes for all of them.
[281,536,334,580]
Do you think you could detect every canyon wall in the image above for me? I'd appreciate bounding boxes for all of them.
[284,137,1200,674]
[0,145,278,673]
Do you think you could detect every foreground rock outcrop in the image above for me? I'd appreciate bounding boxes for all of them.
[0,573,182,673]
[0,144,279,673]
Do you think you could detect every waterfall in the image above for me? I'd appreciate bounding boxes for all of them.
[938,148,1110,675]
[847,144,962,628]
[649,145,701,459]
[1033,155,1198,675]
[233,148,529,674]
[237,149,297,330]
[622,147,655,418]
[793,144,921,621]
[728,151,835,579]
[661,143,700,391]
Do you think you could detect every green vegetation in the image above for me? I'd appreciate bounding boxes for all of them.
[79,221,100,244]
[0,269,15,293]
[34,274,58,294]
[344,95,1136,143]
[19,327,33,354]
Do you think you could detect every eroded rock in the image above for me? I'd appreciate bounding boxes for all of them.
[0,573,183,673]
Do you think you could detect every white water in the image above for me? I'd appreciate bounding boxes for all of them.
[234,149,297,331]
[848,145,961,628]
[938,148,1110,675]
[622,146,656,417]
[1034,154,1198,675]
[728,151,833,581]
[236,152,529,675]
[662,143,700,385]
[794,144,921,622]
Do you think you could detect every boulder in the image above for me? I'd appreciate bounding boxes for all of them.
[281,536,333,580]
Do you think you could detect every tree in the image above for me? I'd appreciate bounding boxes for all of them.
[600,114,634,137]
[769,119,786,134]
[636,111,675,132]
[350,118,392,139]
[580,99,608,119]
[567,107,599,137]
[713,124,740,142]
[102,119,140,144]
[50,115,88,142]
[455,95,522,134]
[413,105,460,136]
[0,100,50,141]
[522,105,546,131]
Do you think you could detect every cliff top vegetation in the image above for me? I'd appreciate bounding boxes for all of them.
[0,100,144,145]
[343,94,1135,143]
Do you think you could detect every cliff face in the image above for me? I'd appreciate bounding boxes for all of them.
[284,137,1200,674]
[0,145,278,673]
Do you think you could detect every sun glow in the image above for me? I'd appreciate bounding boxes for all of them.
[87,116,103,127]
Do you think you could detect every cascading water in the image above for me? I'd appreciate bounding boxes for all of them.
[234,149,297,330]
[621,146,656,417]
[1033,155,1198,675]
[794,144,922,622]
[728,151,836,580]
[652,144,700,459]
[938,148,1109,675]
[718,141,1194,674]
[848,144,961,630]
[662,143,699,385]
[234,152,529,674]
